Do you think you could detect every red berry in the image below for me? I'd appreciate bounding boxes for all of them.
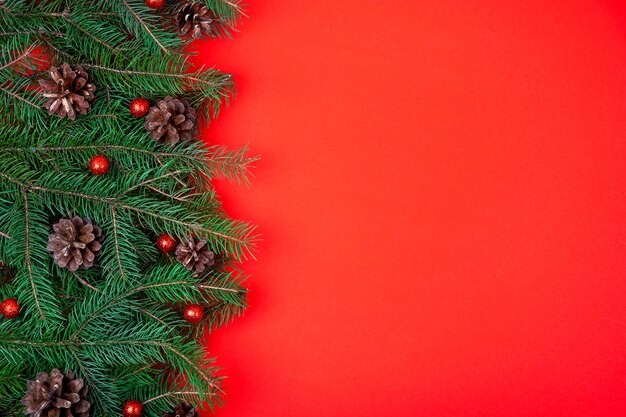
[122,400,143,417]
[156,234,177,253]
[89,155,110,175]
[0,298,20,319]
[129,98,150,118]
[183,304,204,324]
[144,0,165,9]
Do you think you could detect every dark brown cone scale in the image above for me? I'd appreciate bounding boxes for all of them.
[144,96,197,146]
[47,216,104,272]
[162,402,199,417]
[176,237,215,275]
[22,369,91,417]
[39,63,96,120]
[178,3,217,39]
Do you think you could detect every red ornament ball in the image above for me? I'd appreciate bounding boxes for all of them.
[183,304,204,324]
[129,98,150,118]
[156,234,177,253]
[122,400,143,417]
[89,155,110,175]
[0,298,20,319]
[144,0,165,9]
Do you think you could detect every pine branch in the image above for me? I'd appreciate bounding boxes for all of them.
[120,0,168,53]
[22,190,44,321]
[0,1,253,414]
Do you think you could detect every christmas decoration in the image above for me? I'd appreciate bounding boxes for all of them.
[178,3,217,39]
[183,304,204,324]
[145,96,197,146]
[176,237,215,274]
[39,63,96,120]
[145,0,165,9]
[88,155,110,175]
[0,1,253,415]
[47,217,104,271]
[122,400,143,417]
[0,298,20,319]
[130,98,150,118]
[22,369,90,417]
[157,233,177,253]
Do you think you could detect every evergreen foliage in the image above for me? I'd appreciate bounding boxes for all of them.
[0,0,254,415]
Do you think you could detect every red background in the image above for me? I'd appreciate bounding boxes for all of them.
[193,1,626,416]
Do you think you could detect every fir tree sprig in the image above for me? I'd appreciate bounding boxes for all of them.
[0,0,254,416]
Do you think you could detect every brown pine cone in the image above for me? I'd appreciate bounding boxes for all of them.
[39,63,96,120]
[22,369,91,417]
[176,237,215,275]
[145,96,197,146]
[162,402,198,417]
[47,216,104,272]
[178,3,217,39]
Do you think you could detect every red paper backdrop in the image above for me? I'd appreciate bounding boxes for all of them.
[192,1,626,416]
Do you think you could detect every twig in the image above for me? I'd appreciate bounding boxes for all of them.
[120,0,168,53]
[110,207,127,281]
[66,18,120,53]
[197,284,244,294]
[142,391,204,404]
[0,45,35,71]
[0,86,42,109]
[136,307,168,327]
[72,272,100,292]
[0,144,207,163]
[147,185,191,202]
[72,280,189,338]
[119,170,183,196]
[82,64,220,87]
[22,190,45,320]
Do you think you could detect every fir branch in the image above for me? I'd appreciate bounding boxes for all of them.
[136,307,169,327]
[0,44,34,71]
[119,170,183,196]
[72,280,190,339]
[72,272,101,293]
[65,18,119,53]
[0,85,41,108]
[142,391,202,404]
[159,342,223,393]
[110,207,128,281]
[197,284,245,294]
[22,190,44,321]
[82,63,222,87]
[120,0,168,53]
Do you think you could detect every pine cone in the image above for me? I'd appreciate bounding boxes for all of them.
[178,3,217,39]
[47,216,104,272]
[176,237,215,275]
[22,369,90,417]
[162,402,198,417]
[39,63,96,120]
[145,96,197,146]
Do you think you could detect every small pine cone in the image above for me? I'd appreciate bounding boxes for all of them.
[47,216,104,272]
[145,96,197,146]
[176,237,215,275]
[39,63,96,120]
[162,402,199,417]
[178,3,217,39]
[22,369,91,417]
